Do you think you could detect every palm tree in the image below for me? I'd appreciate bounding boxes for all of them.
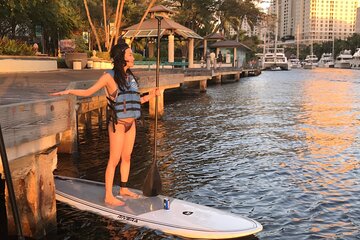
[84,0,102,51]
[102,0,109,50]
[216,0,261,40]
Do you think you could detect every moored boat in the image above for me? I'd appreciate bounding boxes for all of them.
[334,50,352,69]
[351,48,360,69]
[318,53,334,68]
[303,54,318,69]
[262,48,290,70]
[289,58,302,68]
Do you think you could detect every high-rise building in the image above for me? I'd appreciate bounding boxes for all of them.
[355,7,360,32]
[270,0,295,37]
[270,0,359,43]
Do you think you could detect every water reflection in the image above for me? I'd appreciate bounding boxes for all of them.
[295,69,360,238]
[300,75,355,155]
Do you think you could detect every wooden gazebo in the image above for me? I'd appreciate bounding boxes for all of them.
[202,32,225,57]
[123,5,203,67]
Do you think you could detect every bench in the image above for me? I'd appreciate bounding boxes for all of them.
[161,61,188,69]
[134,61,189,70]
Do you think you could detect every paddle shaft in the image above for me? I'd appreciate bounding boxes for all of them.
[0,125,24,239]
[141,16,163,197]
[153,16,162,163]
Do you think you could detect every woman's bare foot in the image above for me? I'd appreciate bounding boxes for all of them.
[120,188,140,198]
[105,196,125,206]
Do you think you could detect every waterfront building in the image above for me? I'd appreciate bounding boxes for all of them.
[225,17,258,38]
[268,0,359,43]
[269,0,295,38]
[355,7,360,33]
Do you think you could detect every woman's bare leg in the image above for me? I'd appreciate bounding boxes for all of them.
[105,123,125,206]
[119,122,139,198]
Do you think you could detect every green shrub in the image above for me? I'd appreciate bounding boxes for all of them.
[73,35,88,53]
[133,52,143,61]
[86,50,92,58]
[57,58,67,68]
[143,56,156,61]
[96,51,110,60]
[0,37,35,56]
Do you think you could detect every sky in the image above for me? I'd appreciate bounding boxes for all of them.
[258,0,271,12]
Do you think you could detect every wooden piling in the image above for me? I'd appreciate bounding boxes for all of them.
[149,89,165,119]
[0,98,74,238]
[200,79,207,92]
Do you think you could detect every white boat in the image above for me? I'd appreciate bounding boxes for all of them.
[289,58,302,68]
[351,48,360,69]
[303,54,318,69]
[318,53,334,68]
[55,176,263,239]
[334,50,352,69]
[262,48,290,70]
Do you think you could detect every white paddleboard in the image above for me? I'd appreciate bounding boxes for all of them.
[55,176,262,239]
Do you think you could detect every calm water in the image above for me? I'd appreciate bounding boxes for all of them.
[53,68,360,240]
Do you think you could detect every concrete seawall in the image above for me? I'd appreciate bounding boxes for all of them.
[0,56,58,73]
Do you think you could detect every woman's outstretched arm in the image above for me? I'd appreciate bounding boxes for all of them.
[50,73,110,97]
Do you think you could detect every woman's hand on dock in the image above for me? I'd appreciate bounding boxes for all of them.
[49,90,70,96]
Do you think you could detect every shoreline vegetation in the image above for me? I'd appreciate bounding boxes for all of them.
[0,0,262,61]
[2,1,360,63]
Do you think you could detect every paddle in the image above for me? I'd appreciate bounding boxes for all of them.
[142,16,163,197]
[0,125,24,239]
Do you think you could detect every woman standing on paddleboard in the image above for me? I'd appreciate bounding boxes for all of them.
[51,41,160,206]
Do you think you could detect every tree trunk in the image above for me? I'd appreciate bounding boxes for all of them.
[129,0,157,45]
[84,0,102,52]
[108,0,123,51]
[114,0,125,45]
[109,0,121,49]
[103,0,109,50]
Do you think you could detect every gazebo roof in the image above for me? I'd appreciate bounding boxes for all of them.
[204,32,225,40]
[123,8,203,40]
[210,40,252,51]
[149,5,175,14]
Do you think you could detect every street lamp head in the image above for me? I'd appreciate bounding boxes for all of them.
[155,16,163,22]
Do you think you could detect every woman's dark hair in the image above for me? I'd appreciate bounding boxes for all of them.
[110,40,137,90]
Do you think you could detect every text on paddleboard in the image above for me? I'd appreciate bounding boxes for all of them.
[117,214,139,223]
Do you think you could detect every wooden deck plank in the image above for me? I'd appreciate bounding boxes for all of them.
[0,98,75,149]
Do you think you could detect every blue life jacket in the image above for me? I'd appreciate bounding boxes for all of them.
[106,70,141,120]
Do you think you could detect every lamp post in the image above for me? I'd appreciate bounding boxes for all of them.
[57,28,61,58]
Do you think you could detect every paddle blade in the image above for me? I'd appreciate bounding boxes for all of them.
[142,162,162,197]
